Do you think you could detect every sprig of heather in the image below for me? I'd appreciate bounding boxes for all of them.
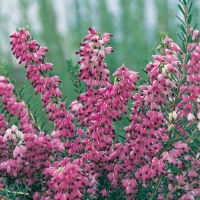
[117,35,200,200]
[117,4,200,198]
[76,27,114,88]
[9,28,93,199]
[10,28,76,140]
[42,157,88,200]
[70,28,139,197]
[0,125,54,197]
[0,75,36,133]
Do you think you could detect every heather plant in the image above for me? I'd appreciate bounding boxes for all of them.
[0,0,200,199]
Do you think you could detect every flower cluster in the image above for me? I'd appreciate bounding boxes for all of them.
[114,30,200,199]
[0,125,53,190]
[10,28,76,140]
[0,75,35,133]
[42,157,88,200]
[76,27,113,87]
[0,2,200,198]
[0,125,25,179]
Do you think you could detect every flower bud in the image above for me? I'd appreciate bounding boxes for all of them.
[167,124,174,131]
[198,122,200,131]
[162,66,167,74]
[169,112,173,122]
[187,113,195,121]
[172,111,177,120]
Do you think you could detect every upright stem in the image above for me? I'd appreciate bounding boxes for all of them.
[150,175,163,200]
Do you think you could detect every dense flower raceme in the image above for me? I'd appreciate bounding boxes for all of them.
[9,27,128,198]
[0,75,35,133]
[114,31,200,199]
[42,157,88,200]
[76,27,114,87]
[0,23,197,200]
[10,28,76,141]
[70,64,139,193]
[0,125,53,188]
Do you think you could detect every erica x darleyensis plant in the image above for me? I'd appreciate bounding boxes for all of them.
[0,0,199,199]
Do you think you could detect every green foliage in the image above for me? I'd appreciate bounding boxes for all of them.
[0,182,29,200]
[66,59,85,95]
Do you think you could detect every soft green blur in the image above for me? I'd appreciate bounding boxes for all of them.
[0,0,199,133]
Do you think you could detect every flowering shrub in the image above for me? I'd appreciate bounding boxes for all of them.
[0,0,200,199]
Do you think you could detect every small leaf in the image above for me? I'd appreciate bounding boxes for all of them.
[183,115,188,128]
[19,86,25,97]
[178,0,184,5]
[188,2,193,13]
[31,103,38,111]
[188,13,193,24]
[1,107,6,113]
[41,122,45,129]
[185,54,191,64]
[178,4,185,15]
[188,33,192,43]
[177,33,183,42]
[181,41,187,53]
[26,96,32,104]
[180,24,186,35]
[177,53,183,63]
[37,115,43,124]
[33,109,38,117]
[172,126,179,136]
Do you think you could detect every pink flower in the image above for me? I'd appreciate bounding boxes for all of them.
[187,113,195,121]
[101,189,107,197]
[188,170,198,177]
[192,29,199,40]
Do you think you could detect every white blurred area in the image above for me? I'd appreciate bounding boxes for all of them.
[0,0,179,50]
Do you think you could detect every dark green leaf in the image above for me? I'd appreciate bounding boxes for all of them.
[179,24,186,35]
[1,107,6,114]
[26,96,32,104]
[185,54,191,64]
[177,53,183,63]
[178,4,185,16]
[41,122,45,129]
[31,103,38,111]
[188,13,193,24]
[33,109,38,117]
[188,33,192,43]
[188,2,193,13]
[183,115,188,128]
[178,0,184,5]
[172,126,179,136]
[181,41,187,53]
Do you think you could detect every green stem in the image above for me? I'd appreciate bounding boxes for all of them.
[0,188,29,197]
[116,189,126,200]
[150,175,163,200]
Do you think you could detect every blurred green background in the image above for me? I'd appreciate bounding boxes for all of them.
[0,0,199,133]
